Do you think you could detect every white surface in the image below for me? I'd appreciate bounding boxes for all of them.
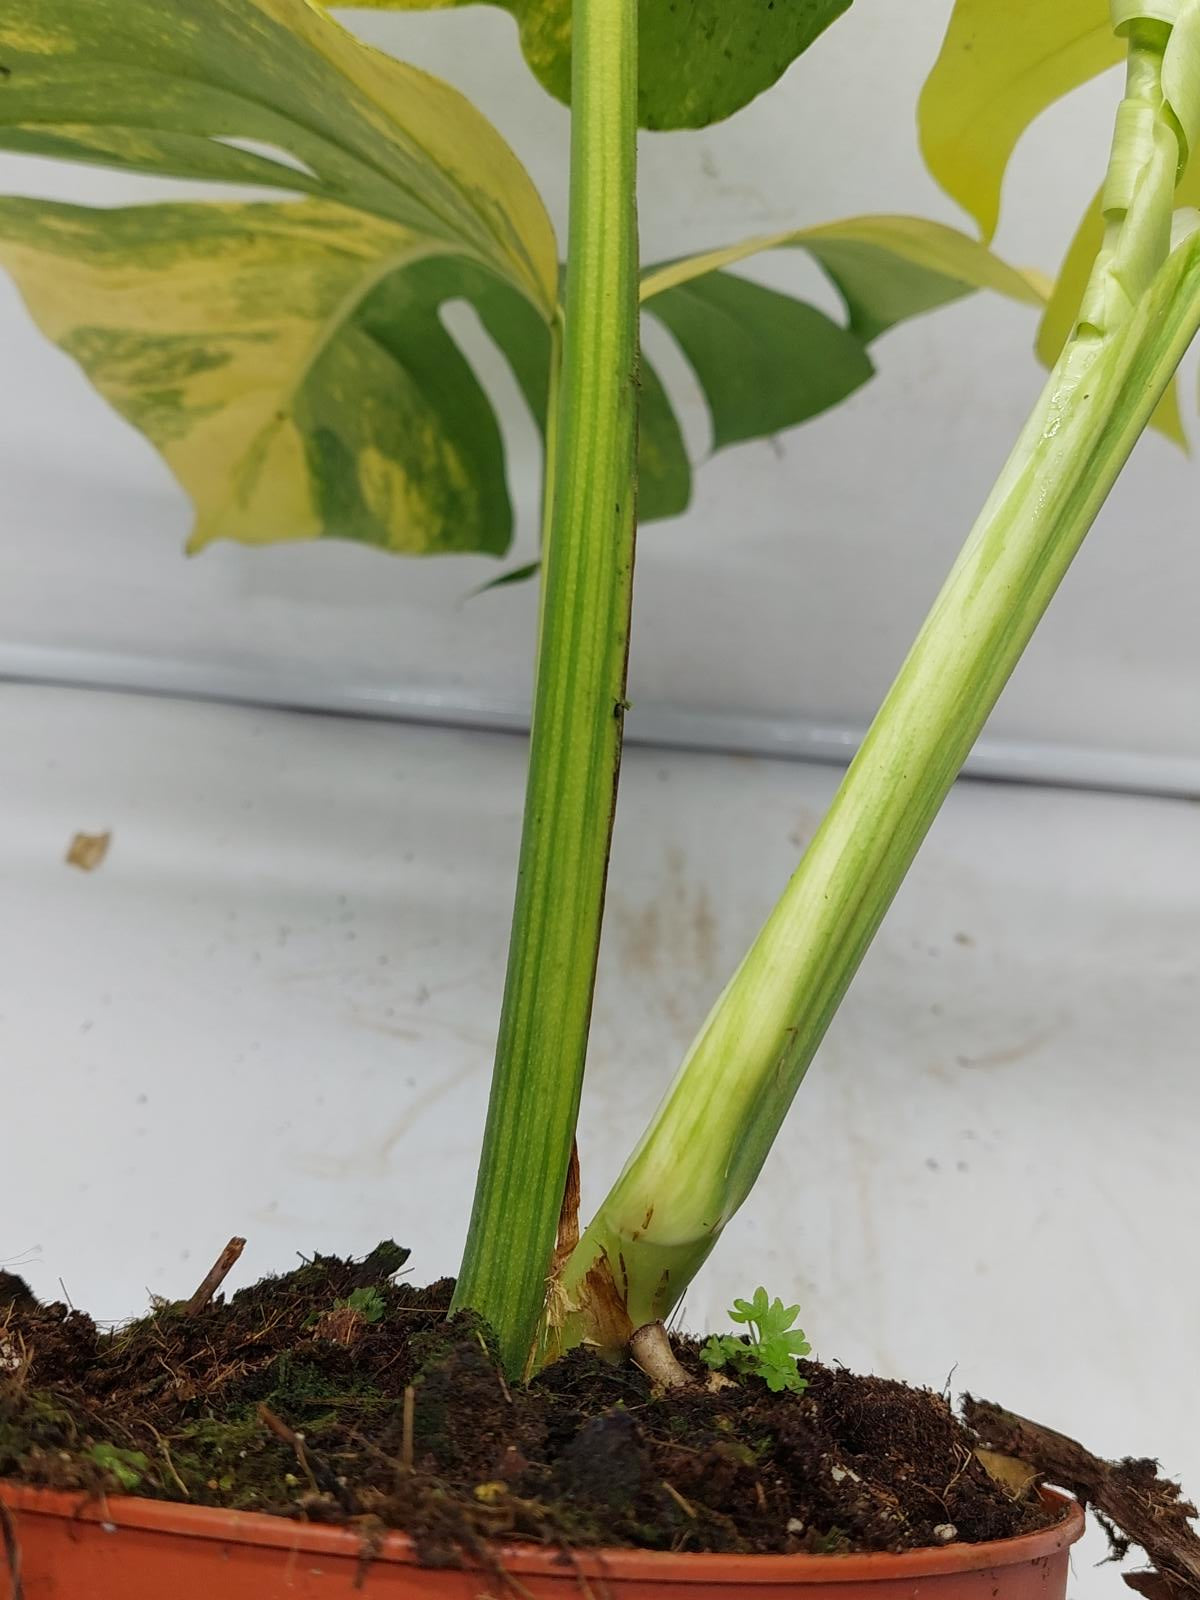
[2,682,1196,1597]
[1,5,1199,760]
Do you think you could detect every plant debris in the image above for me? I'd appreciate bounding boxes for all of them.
[965,1398,1200,1600]
[0,1246,1052,1562]
[183,1237,245,1317]
[64,831,111,871]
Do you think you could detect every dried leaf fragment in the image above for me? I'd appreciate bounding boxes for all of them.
[975,1446,1040,1499]
[66,830,111,871]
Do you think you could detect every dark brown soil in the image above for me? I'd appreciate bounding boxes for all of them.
[0,1246,1052,1562]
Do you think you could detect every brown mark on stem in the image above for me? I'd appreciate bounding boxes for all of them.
[534,1141,584,1375]
[552,1140,581,1270]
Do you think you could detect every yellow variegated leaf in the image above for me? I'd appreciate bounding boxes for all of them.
[641,215,1045,339]
[0,198,525,554]
[919,0,1121,240]
[0,0,557,315]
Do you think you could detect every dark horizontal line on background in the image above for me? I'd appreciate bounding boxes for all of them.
[0,645,1196,801]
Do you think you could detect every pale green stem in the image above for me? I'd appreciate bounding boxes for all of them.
[452,0,639,1376]
[555,18,1200,1339]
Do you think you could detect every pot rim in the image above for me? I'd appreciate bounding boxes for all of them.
[0,1481,1084,1584]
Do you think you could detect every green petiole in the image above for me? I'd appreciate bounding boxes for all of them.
[451,0,640,1377]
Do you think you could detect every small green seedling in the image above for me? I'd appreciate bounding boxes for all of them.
[342,1287,387,1325]
[303,1285,387,1331]
[701,1289,811,1395]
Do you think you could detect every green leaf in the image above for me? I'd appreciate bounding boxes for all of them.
[641,214,1047,340]
[699,1333,741,1371]
[731,1287,770,1326]
[473,560,543,594]
[918,0,1121,240]
[638,358,692,519]
[337,0,853,130]
[0,199,519,555]
[759,1356,807,1394]
[639,216,1046,460]
[647,273,875,452]
[761,1300,803,1339]
[343,1286,386,1322]
[0,0,557,314]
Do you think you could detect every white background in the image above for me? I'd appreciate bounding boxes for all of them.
[1,5,1198,1598]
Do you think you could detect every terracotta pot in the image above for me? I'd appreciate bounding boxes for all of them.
[0,1482,1083,1600]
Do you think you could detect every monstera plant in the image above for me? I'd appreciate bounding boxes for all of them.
[1,0,1199,1593]
[0,0,1045,1373]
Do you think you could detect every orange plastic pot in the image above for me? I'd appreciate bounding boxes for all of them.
[0,1482,1083,1600]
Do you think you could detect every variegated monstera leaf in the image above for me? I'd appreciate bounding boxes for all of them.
[0,0,1042,563]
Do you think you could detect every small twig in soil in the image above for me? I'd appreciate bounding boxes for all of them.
[965,1397,1200,1600]
[257,1404,357,1515]
[477,1330,512,1404]
[629,1321,691,1391]
[661,1480,697,1520]
[258,1404,320,1495]
[0,1498,23,1600]
[941,1442,976,1498]
[146,1425,190,1500]
[183,1237,246,1316]
[402,1385,415,1472]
